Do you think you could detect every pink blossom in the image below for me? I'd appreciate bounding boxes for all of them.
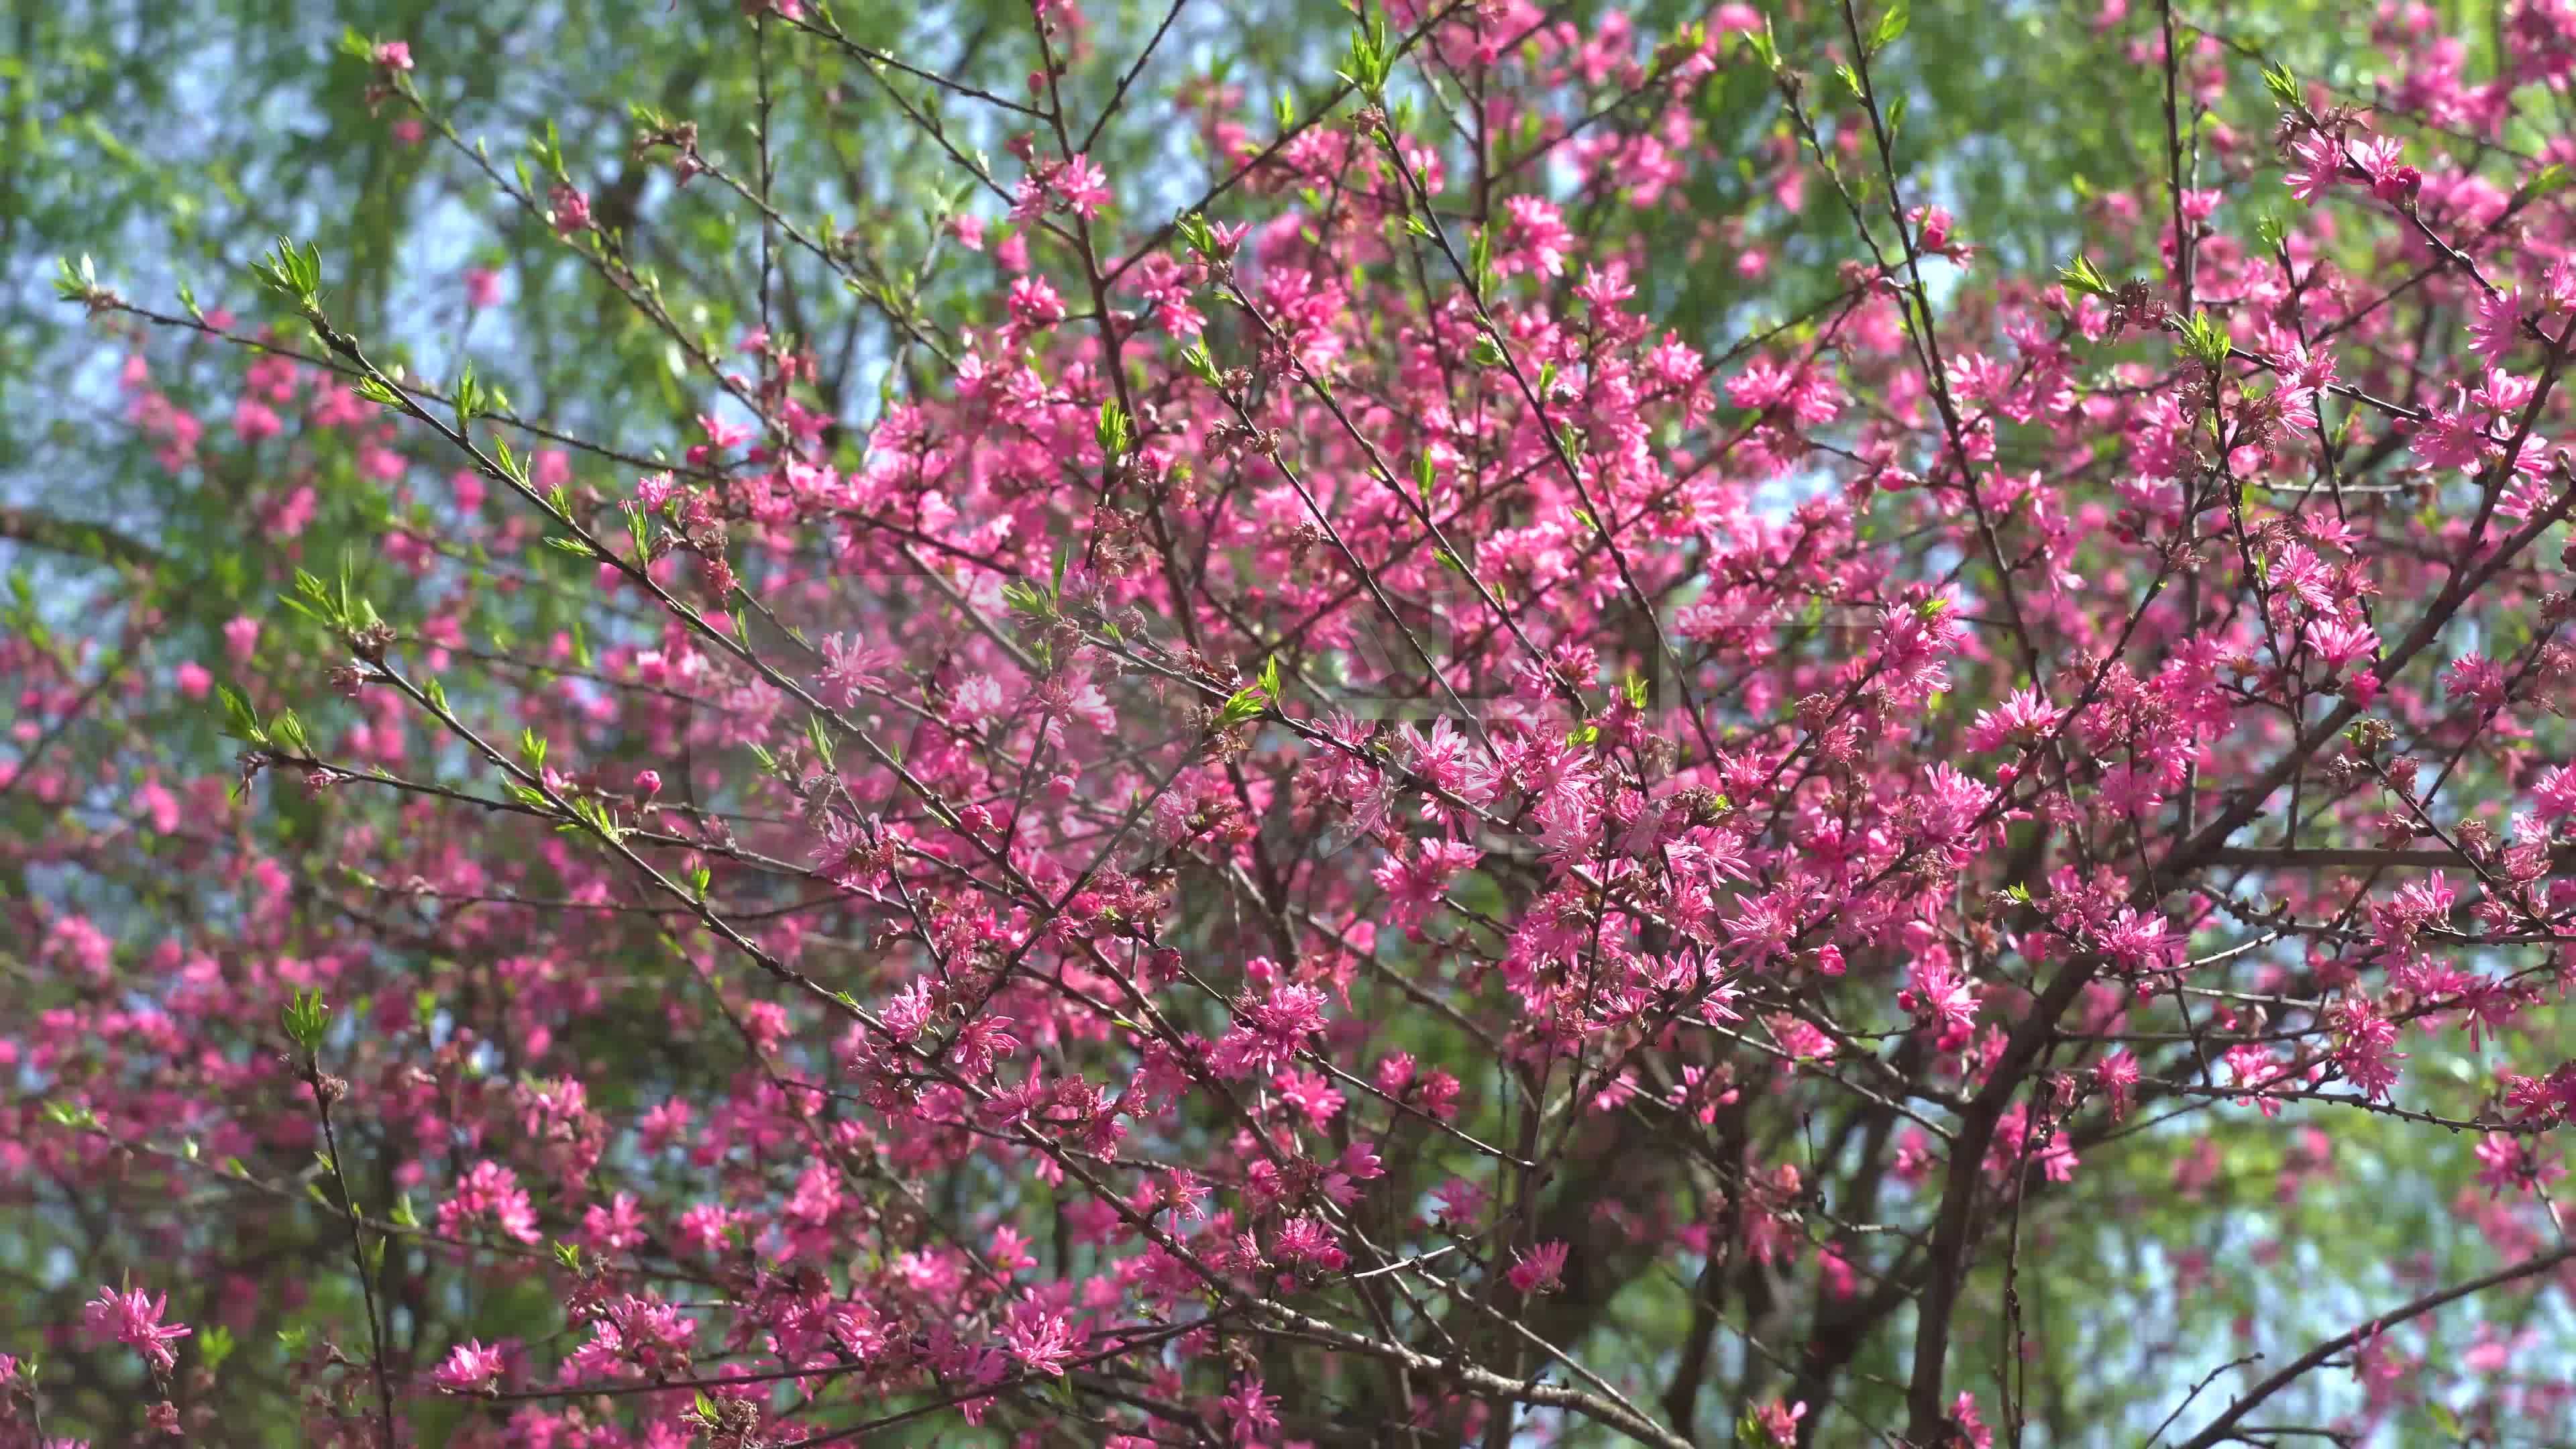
[1507,1240,1570,1295]
[549,183,595,236]
[1006,274,1067,331]
[222,615,260,664]
[1220,1377,1280,1445]
[1499,195,1574,278]
[1750,1399,1808,1445]
[2096,1051,2139,1120]
[437,1160,542,1244]
[26,20,2576,1445]
[1000,1299,1078,1376]
[2410,400,2490,471]
[431,1338,505,1393]
[2472,286,2522,360]
[1053,154,1112,219]
[1369,837,1480,930]
[233,396,282,441]
[2327,996,2406,1101]
[83,1285,191,1374]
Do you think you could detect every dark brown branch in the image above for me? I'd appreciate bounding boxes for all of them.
[2171,1242,2576,1448]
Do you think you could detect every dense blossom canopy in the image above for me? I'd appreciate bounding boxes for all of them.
[12,1,2576,1446]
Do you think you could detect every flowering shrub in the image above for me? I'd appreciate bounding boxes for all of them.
[13,1,2576,1446]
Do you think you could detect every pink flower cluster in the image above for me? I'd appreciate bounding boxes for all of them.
[18,4,2576,1447]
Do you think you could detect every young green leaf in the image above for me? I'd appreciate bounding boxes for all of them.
[280,987,331,1054]
[1873,0,1909,50]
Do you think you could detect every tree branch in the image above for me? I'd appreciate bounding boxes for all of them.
[2172,1242,2576,1448]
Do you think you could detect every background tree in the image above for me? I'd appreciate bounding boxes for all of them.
[9,1,2576,1446]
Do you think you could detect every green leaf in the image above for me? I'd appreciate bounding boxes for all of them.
[806,714,837,772]
[452,361,484,427]
[1217,678,1269,728]
[2261,60,2302,109]
[1181,341,1224,387]
[1872,0,1909,50]
[216,684,268,745]
[280,987,331,1053]
[1745,17,1780,71]
[1336,13,1394,95]
[42,1099,98,1130]
[1002,578,1055,620]
[52,252,100,302]
[2057,254,2112,299]
[2180,309,2233,370]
